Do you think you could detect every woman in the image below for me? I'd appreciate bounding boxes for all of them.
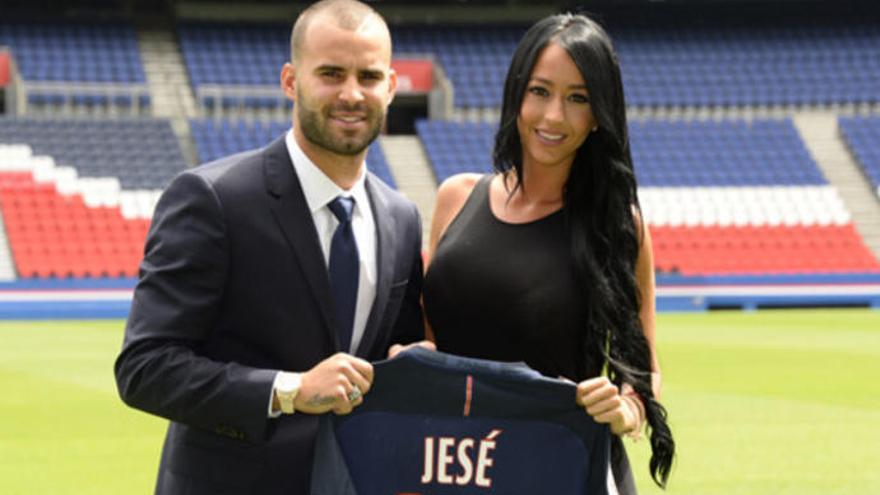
[421,13,675,492]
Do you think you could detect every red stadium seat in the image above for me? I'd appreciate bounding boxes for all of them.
[651,224,880,276]
[0,171,151,279]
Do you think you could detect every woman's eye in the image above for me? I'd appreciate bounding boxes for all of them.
[570,94,590,104]
[528,86,549,97]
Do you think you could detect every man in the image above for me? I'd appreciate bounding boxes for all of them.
[114,1,424,493]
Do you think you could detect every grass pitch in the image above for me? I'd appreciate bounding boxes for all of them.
[628,309,880,494]
[0,320,165,495]
[1,310,878,494]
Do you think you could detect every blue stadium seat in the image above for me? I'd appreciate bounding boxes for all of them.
[0,22,148,106]
[839,116,880,195]
[0,117,187,189]
[175,18,880,109]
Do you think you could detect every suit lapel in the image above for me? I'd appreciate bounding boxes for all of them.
[356,174,395,357]
[263,136,336,347]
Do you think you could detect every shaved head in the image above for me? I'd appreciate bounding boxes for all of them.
[290,0,390,64]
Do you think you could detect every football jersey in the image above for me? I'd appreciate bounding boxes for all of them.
[310,347,610,494]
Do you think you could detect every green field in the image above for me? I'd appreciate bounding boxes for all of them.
[628,310,880,494]
[1,310,879,494]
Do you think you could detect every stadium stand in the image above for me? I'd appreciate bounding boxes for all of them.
[0,21,149,108]
[0,117,185,189]
[190,118,397,188]
[650,225,879,275]
[616,23,880,108]
[0,3,878,311]
[177,22,519,109]
[415,119,494,183]
[416,117,880,276]
[395,26,523,108]
[0,116,180,279]
[178,23,289,109]
[0,144,154,278]
[174,18,880,111]
[631,119,826,187]
[839,116,880,197]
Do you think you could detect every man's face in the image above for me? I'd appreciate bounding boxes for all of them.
[284,17,396,157]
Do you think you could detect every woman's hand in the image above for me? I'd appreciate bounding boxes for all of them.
[387,340,436,358]
[575,377,642,436]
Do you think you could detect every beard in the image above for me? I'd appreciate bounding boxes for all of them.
[296,90,384,156]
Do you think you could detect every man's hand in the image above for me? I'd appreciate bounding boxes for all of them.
[295,353,373,415]
[387,340,436,358]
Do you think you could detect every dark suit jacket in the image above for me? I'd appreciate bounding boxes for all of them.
[114,136,424,494]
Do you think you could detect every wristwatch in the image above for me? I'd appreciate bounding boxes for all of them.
[275,372,301,414]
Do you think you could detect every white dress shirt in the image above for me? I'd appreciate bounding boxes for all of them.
[269,130,379,417]
[285,129,377,353]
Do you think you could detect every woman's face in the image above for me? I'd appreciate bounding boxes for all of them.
[517,42,596,172]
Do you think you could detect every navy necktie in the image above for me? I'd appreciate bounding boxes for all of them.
[327,196,359,353]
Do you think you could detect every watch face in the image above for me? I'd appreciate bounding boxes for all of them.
[279,373,300,393]
[277,373,300,414]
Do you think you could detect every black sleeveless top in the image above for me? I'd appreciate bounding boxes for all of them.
[423,175,590,381]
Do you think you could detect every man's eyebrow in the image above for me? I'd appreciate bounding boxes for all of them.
[313,65,385,77]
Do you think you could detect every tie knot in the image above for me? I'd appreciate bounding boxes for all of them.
[328,196,355,223]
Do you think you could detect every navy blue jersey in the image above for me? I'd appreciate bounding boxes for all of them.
[311,347,610,494]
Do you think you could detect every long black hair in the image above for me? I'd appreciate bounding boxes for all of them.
[493,13,675,487]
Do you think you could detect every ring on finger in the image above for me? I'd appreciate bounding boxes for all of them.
[347,385,362,402]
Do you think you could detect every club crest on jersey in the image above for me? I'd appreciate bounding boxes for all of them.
[420,429,502,487]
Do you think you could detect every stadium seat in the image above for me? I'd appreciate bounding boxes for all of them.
[839,116,880,197]
[0,117,187,190]
[0,144,156,279]
[0,21,148,107]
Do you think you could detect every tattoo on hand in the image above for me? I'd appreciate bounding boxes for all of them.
[306,394,336,407]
